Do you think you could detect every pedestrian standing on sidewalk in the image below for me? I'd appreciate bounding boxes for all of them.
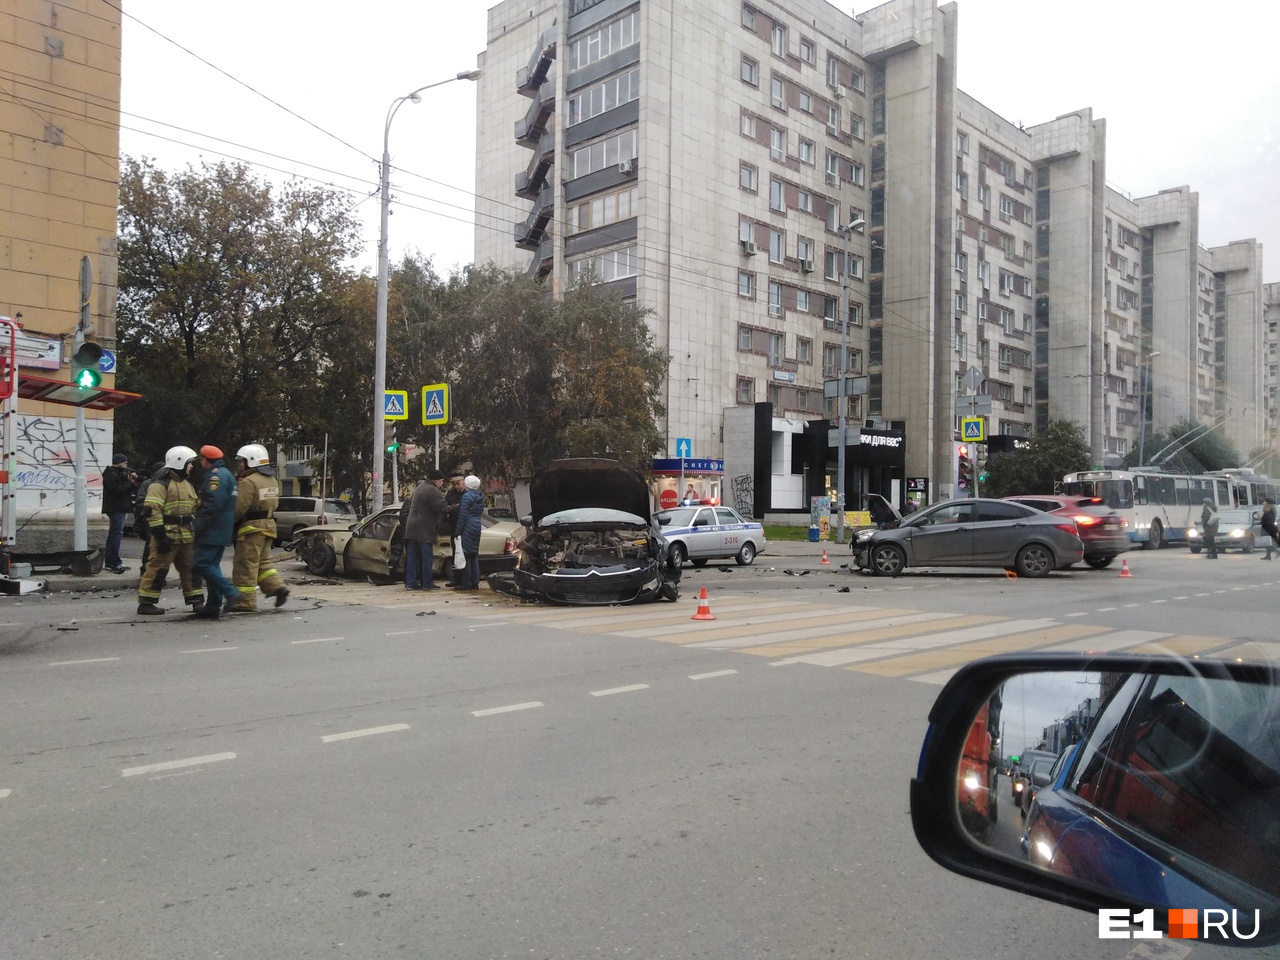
[443,473,466,585]
[1260,498,1278,561]
[190,445,238,620]
[455,475,485,590]
[403,469,448,590]
[100,453,138,574]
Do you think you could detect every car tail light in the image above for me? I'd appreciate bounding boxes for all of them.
[1054,522,1080,536]
[317,514,328,526]
[503,535,518,555]
[1071,514,1102,527]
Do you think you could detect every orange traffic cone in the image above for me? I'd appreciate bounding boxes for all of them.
[1118,559,1133,578]
[820,549,830,565]
[691,586,716,621]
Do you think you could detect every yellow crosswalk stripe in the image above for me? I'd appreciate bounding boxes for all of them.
[739,614,1001,658]
[644,607,916,645]
[1124,635,1235,656]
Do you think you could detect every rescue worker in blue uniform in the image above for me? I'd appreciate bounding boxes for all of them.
[190,444,238,620]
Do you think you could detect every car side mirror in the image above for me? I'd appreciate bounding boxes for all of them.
[910,653,1280,945]
[520,515,534,528]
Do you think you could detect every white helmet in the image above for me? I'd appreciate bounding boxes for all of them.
[236,443,270,468]
[164,445,198,471]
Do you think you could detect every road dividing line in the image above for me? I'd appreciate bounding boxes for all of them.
[122,752,236,777]
[321,723,410,743]
[1065,612,1087,617]
[385,629,433,636]
[689,669,738,680]
[472,701,543,717]
[291,636,345,644]
[590,684,649,697]
[49,657,121,666]
[1097,607,1116,612]
[0,788,12,798]
[182,646,238,654]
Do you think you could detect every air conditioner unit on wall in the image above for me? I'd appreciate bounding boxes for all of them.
[740,239,758,256]
[618,159,633,174]
[800,258,814,273]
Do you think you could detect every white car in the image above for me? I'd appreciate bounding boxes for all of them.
[656,504,767,567]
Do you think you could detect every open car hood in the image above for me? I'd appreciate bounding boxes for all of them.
[528,458,653,526]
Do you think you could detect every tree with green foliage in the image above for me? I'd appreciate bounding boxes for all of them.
[981,419,1092,497]
[115,157,364,466]
[1127,418,1241,472]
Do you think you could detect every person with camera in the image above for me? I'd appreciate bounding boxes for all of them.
[101,453,138,575]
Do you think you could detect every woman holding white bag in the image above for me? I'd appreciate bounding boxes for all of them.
[452,475,486,590]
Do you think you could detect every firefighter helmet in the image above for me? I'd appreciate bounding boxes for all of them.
[236,443,270,468]
[163,445,198,472]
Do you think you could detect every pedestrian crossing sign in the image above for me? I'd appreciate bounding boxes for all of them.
[961,416,985,442]
[383,390,408,420]
[422,383,449,426]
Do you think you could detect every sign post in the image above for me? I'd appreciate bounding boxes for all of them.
[422,383,450,470]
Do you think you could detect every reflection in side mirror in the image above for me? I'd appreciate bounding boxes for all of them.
[911,654,1280,946]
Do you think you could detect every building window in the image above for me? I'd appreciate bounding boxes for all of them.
[767,331,783,365]
[824,249,839,281]
[741,57,759,86]
[741,113,757,138]
[826,54,839,88]
[738,272,755,299]
[570,129,637,178]
[849,161,864,187]
[741,5,756,29]
[569,10,639,71]
[797,336,812,363]
[847,254,863,280]
[797,238,812,262]
[768,229,784,263]
[738,325,753,350]
[850,114,864,140]
[740,162,758,191]
[956,131,969,155]
[566,185,639,235]
[797,137,815,164]
[770,127,785,161]
[771,22,786,57]
[796,190,812,213]
[567,68,639,126]
[999,195,1014,222]
[799,91,813,114]
[955,331,967,356]
[956,172,968,198]
[827,103,840,132]
[823,297,838,326]
[825,152,840,184]
[567,245,638,284]
[955,292,966,315]
[769,178,784,212]
[799,38,815,64]
[771,76,785,109]
[796,290,810,313]
[737,377,754,403]
[848,302,862,327]
[955,251,967,275]
[768,282,783,318]
[822,343,840,377]
[850,68,865,93]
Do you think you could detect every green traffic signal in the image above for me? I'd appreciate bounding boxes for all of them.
[386,441,401,453]
[70,340,103,390]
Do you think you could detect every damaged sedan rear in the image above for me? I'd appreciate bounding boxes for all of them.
[500,458,680,605]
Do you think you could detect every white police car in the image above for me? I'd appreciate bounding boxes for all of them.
[656,504,767,567]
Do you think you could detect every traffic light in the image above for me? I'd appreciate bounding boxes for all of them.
[978,463,990,484]
[956,442,974,494]
[385,423,400,455]
[70,339,103,389]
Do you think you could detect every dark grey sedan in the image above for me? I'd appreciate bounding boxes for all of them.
[851,498,1084,578]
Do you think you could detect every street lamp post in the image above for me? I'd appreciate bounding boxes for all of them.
[835,217,866,545]
[371,69,480,512]
[1136,350,1161,466]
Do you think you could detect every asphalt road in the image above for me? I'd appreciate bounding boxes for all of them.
[2,541,1276,959]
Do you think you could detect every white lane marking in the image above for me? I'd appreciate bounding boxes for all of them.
[1097,606,1116,612]
[689,669,738,680]
[385,629,433,636]
[468,621,508,629]
[1149,599,1167,604]
[772,618,1061,668]
[1065,612,1087,618]
[685,610,954,650]
[182,646,238,654]
[1232,587,1247,591]
[1125,603,1140,607]
[590,684,650,697]
[0,788,12,798]
[291,636,345,644]
[321,723,410,743]
[1194,593,1211,597]
[49,657,121,666]
[1173,596,1189,600]
[1214,590,1228,594]
[472,701,543,717]
[122,752,236,777]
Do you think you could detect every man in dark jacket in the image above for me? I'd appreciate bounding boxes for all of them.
[1261,498,1278,561]
[100,453,137,574]
[191,445,238,619]
[403,469,448,590]
[1200,498,1220,560]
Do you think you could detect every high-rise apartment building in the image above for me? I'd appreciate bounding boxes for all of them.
[475,0,1269,514]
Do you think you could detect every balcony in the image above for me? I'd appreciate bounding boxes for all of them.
[516,26,556,96]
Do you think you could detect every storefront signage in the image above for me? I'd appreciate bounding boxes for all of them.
[651,458,724,474]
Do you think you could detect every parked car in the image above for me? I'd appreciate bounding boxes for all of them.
[851,498,1083,578]
[273,496,360,546]
[1002,495,1129,569]
[505,458,680,605]
[655,504,766,567]
[289,504,519,581]
[1187,507,1263,553]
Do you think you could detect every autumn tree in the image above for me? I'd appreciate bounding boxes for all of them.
[114,157,364,465]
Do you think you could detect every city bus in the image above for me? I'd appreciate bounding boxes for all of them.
[1060,469,1231,549]
[1208,469,1280,510]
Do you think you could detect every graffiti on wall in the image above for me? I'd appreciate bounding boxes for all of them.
[5,413,114,509]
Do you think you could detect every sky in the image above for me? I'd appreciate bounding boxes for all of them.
[117,1,1280,283]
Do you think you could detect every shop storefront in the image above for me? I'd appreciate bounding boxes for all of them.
[650,458,725,511]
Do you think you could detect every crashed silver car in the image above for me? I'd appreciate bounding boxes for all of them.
[500,458,680,605]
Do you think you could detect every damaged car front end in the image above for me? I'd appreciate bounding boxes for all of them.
[504,459,681,605]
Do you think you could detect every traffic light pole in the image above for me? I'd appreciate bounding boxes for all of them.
[72,256,92,552]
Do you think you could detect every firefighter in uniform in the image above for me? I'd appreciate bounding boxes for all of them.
[227,443,289,611]
[137,445,206,615]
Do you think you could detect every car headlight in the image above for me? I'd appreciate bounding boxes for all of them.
[856,530,874,544]
[1187,528,1199,538]
[1230,528,1244,538]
